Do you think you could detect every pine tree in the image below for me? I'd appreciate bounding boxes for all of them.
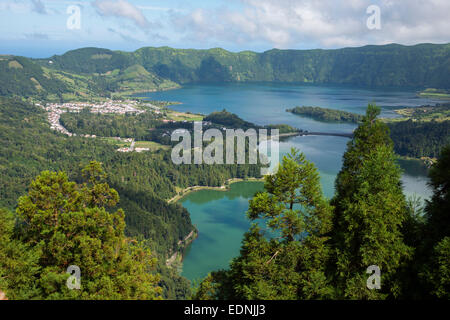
[0,208,41,299]
[246,148,333,299]
[330,104,412,299]
[195,149,333,299]
[9,162,162,299]
[421,146,450,298]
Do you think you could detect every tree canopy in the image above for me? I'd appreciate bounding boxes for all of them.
[194,104,450,300]
[1,162,161,300]
[194,148,334,300]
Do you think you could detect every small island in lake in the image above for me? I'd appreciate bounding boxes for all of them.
[204,109,301,134]
[287,106,363,123]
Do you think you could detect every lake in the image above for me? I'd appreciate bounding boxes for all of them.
[141,82,440,133]
[140,83,436,281]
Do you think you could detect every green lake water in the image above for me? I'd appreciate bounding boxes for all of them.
[140,83,436,281]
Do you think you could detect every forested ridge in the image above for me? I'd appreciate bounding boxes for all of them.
[0,97,262,299]
[0,56,68,98]
[39,43,450,88]
[1,43,449,101]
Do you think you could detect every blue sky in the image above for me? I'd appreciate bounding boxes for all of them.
[1,0,449,58]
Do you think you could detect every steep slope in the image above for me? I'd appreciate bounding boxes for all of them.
[0,56,68,98]
[133,43,450,87]
[0,96,194,298]
[0,49,178,100]
[47,43,449,88]
[2,43,449,99]
[105,64,179,94]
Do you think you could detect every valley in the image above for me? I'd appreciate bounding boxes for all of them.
[1,42,449,301]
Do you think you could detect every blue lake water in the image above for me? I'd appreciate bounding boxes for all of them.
[139,83,436,281]
[140,83,440,133]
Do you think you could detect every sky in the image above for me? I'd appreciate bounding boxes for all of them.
[0,0,449,58]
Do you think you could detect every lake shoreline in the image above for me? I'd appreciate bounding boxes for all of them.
[165,178,264,272]
[167,177,264,204]
[396,155,436,168]
[166,229,199,269]
[144,82,434,281]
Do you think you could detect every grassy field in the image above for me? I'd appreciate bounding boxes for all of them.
[99,138,169,152]
[134,141,170,151]
[418,88,450,100]
[165,110,204,121]
[141,100,182,108]
[388,105,450,122]
[99,137,131,148]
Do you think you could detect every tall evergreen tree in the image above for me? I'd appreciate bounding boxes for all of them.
[0,208,41,300]
[195,149,333,299]
[421,146,450,299]
[330,104,412,299]
[6,162,162,299]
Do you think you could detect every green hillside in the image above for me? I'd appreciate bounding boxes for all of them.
[0,96,265,298]
[108,64,179,95]
[144,43,450,87]
[0,56,68,98]
[1,43,449,100]
[0,50,178,101]
[46,43,449,87]
[41,47,134,74]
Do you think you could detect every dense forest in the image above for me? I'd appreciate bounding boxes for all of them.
[0,56,68,98]
[60,109,164,141]
[193,105,450,300]
[0,97,262,299]
[1,96,449,300]
[59,109,299,147]
[1,42,449,300]
[388,120,450,158]
[0,162,164,300]
[288,106,364,123]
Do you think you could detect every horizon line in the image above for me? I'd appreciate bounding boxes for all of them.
[2,42,449,59]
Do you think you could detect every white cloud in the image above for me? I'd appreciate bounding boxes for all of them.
[171,0,450,49]
[92,0,152,29]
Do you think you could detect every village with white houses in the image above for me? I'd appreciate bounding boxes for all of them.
[37,99,163,153]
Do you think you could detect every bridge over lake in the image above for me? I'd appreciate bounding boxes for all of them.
[303,131,354,138]
[282,131,354,139]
